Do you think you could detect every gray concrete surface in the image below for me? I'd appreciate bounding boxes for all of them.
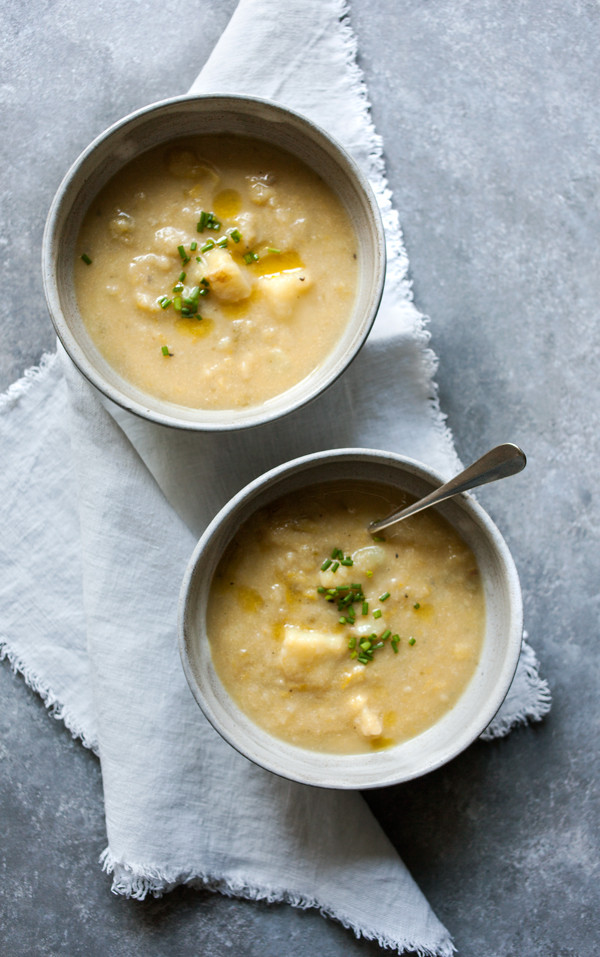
[1,1,598,954]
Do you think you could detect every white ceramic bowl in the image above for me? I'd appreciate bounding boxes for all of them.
[42,95,385,430]
[179,449,523,788]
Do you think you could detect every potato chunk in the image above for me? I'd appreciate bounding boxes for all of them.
[257,269,311,318]
[347,693,383,738]
[153,226,189,256]
[280,626,345,689]
[203,248,252,302]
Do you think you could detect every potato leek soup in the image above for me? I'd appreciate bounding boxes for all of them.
[207,482,485,755]
[74,136,358,409]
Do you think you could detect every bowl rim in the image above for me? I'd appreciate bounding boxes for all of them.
[42,93,386,431]
[178,447,523,788]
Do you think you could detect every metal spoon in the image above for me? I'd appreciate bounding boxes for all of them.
[368,443,527,535]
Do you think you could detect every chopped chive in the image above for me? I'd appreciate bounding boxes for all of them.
[177,245,188,262]
[350,651,358,659]
[181,308,193,317]
[381,629,392,641]
[267,247,281,254]
[413,602,420,609]
[190,241,197,251]
[408,637,416,646]
[196,256,202,262]
[173,296,182,311]
[359,640,372,651]
[81,253,92,265]
[179,271,186,282]
[372,641,384,650]
[230,228,242,243]
[199,287,208,296]
[200,278,210,287]
[340,557,353,566]
[362,601,368,615]
[373,609,382,619]
[216,237,228,248]
[339,617,347,625]
[243,250,259,264]
[379,592,391,602]
[161,345,171,356]
[331,561,339,573]
[321,558,332,571]
[158,296,172,309]
[348,637,356,650]
[391,636,400,653]
[317,586,326,594]
[372,535,386,542]
[201,240,215,253]
[366,570,373,578]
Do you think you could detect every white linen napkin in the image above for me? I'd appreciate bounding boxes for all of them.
[0,1,551,953]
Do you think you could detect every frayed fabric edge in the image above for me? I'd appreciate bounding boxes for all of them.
[334,0,461,477]
[99,849,455,957]
[0,638,99,755]
[0,351,58,414]
[480,637,552,741]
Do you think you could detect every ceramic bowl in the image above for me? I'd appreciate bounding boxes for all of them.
[179,449,523,788]
[42,94,385,430]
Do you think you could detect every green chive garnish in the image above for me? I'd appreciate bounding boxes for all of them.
[408,637,416,646]
[373,609,382,619]
[391,636,400,653]
[331,561,339,573]
[179,271,186,282]
[243,250,259,264]
[321,558,332,571]
[159,297,172,310]
[348,637,356,650]
[190,241,197,251]
[379,592,391,602]
[413,602,420,609]
[201,240,215,253]
[197,211,220,233]
[81,253,92,265]
[362,601,368,615]
[267,247,281,255]
[216,237,228,248]
[161,345,171,356]
[230,228,242,243]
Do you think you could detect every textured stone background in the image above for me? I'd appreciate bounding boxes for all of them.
[1,1,598,955]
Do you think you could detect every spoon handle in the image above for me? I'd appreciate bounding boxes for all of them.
[369,443,527,534]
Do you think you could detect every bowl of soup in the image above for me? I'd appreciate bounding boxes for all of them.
[179,449,523,788]
[42,95,385,429]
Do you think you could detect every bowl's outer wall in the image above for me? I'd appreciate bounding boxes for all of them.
[43,95,386,430]
[179,449,523,789]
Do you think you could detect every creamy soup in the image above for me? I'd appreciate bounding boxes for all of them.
[75,136,358,409]
[207,482,485,754]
